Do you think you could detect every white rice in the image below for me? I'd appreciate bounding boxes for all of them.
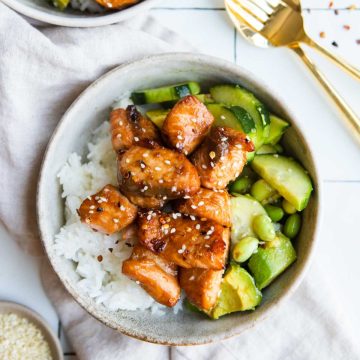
[70,0,105,12]
[54,121,183,314]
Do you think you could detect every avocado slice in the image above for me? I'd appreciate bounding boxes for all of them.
[211,263,262,319]
[248,232,297,290]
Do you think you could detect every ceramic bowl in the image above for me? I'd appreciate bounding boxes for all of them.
[0,301,63,359]
[1,0,161,27]
[37,53,321,345]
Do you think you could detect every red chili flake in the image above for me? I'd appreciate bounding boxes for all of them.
[356,39,360,45]
[331,41,339,47]
[97,255,103,262]
[347,4,356,10]
[328,1,333,8]
[319,32,326,38]
[343,25,351,30]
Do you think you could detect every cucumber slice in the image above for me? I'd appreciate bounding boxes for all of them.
[145,109,169,129]
[230,195,267,246]
[256,144,278,155]
[248,232,297,289]
[251,155,313,211]
[195,94,215,104]
[52,0,69,10]
[264,115,290,145]
[131,82,201,105]
[211,263,262,319]
[210,85,270,148]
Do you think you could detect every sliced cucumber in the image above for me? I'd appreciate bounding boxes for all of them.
[251,155,313,211]
[230,195,267,247]
[131,82,201,105]
[145,109,169,129]
[195,94,215,104]
[52,0,69,10]
[256,144,278,155]
[210,85,270,148]
[248,232,297,289]
[211,263,262,319]
[264,115,290,145]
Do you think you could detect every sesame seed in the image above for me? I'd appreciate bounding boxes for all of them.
[186,227,192,232]
[184,150,189,155]
[171,186,177,192]
[204,235,210,240]
[140,163,146,169]
[198,201,204,206]
[190,215,196,221]
[155,167,161,171]
[120,205,126,211]
[143,153,149,158]
[235,144,243,149]
[134,137,139,142]
[220,115,226,120]
[163,224,169,229]
[87,196,92,200]
[89,210,94,214]
[195,224,200,230]
[118,120,123,126]
[116,134,122,138]
[205,244,210,248]
[210,162,215,168]
[183,195,190,199]
[90,205,96,209]
[209,151,216,159]
[165,160,171,165]
[163,196,167,200]
[113,218,119,223]
[189,275,195,281]
[176,143,181,149]
[147,215,152,221]
[125,159,130,163]
[159,179,164,184]
[201,165,207,169]
[201,218,207,221]
[178,244,186,254]
[191,205,197,209]
[177,135,183,140]
[170,228,176,234]
[221,137,227,142]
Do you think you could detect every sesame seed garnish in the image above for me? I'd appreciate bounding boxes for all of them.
[209,151,216,159]
[159,179,164,184]
[171,186,177,192]
[205,244,210,248]
[147,215,152,221]
[221,137,227,142]
[184,150,188,155]
[116,134,122,138]
[220,115,225,120]
[134,137,139,142]
[178,244,186,254]
[90,205,96,209]
[163,196,167,200]
[210,162,215,168]
[190,215,196,221]
[170,228,176,234]
[191,205,197,209]
[204,235,210,240]
[113,218,119,223]
[118,120,123,126]
[201,218,207,221]
[198,201,204,206]
[186,227,192,232]
[87,196,92,200]
[143,153,149,158]
[183,195,190,199]
[89,210,94,214]
[125,159,130,163]
[120,205,126,211]
[165,160,171,165]
[201,165,207,169]
[140,186,149,192]
[176,143,181,149]
[189,275,195,281]
[140,163,146,169]
[155,167,161,171]
[195,224,200,230]
[177,135,183,140]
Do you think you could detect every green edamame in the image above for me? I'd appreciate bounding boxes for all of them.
[232,236,259,263]
[252,214,276,241]
[230,176,252,195]
[282,199,297,214]
[250,179,276,202]
[283,214,301,239]
[264,204,284,222]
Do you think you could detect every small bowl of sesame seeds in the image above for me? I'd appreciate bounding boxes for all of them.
[0,301,63,360]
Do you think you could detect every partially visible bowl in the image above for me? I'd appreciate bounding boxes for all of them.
[1,0,161,27]
[0,301,63,360]
[37,53,321,345]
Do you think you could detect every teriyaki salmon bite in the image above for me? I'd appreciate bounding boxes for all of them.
[57,81,313,318]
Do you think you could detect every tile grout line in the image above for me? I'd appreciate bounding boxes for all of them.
[323,179,360,183]
[151,6,358,11]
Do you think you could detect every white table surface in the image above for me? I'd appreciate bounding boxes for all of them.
[1,0,359,358]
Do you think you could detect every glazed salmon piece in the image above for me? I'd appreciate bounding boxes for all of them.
[175,187,231,227]
[110,106,161,153]
[120,190,165,210]
[191,126,254,190]
[78,184,137,235]
[95,0,138,10]
[179,268,224,312]
[122,244,180,307]
[118,146,200,201]
[162,95,214,155]
[138,211,230,270]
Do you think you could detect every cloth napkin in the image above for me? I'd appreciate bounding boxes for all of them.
[0,4,359,359]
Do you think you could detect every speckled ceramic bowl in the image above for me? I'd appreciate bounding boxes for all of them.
[1,0,161,27]
[37,53,321,345]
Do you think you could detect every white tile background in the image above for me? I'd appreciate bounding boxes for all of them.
[0,0,359,358]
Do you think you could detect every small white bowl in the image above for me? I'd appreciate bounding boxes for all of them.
[2,0,161,27]
[37,53,322,345]
[0,301,63,360]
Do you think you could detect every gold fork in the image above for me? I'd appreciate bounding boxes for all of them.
[225,0,360,138]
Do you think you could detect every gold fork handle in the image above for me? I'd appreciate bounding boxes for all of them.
[291,45,360,138]
[301,36,360,81]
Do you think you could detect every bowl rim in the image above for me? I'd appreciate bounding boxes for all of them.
[0,300,64,359]
[1,0,161,27]
[37,52,323,345]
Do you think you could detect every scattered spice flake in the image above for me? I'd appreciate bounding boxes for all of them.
[356,39,360,45]
[319,31,326,38]
[331,41,338,47]
[328,1,333,8]
[125,242,132,247]
[347,4,357,10]
[108,248,113,253]
[334,9,339,15]
[97,255,103,262]
[343,25,350,31]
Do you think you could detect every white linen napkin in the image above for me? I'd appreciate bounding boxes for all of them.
[0,4,359,359]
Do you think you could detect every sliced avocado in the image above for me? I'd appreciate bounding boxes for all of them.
[248,232,297,290]
[251,154,313,211]
[230,195,267,246]
[211,263,262,319]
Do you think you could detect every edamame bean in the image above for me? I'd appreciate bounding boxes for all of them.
[264,204,284,222]
[230,176,252,195]
[232,236,259,263]
[282,199,297,214]
[252,214,276,241]
[250,179,275,202]
[283,214,301,239]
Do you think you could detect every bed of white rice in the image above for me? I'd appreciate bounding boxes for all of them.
[53,121,183,315]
